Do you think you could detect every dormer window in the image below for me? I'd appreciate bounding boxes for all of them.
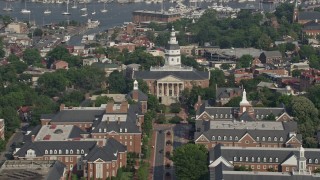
[230,114,233,118]
[212,136,215,141]
[120,128,122,133]
[99,128,102,133]
[251,157,255,162]
[224,136,227,140]
[235,136,238,141]
[309,159,312,163]
[261,115,264,118]
[218,136,221,140]
[256,137,260,141]
[268,137,271,141]
[275,158,278,162]
[262,137,265,141]
[234,157,237,161]
[66,150,69,154]
[45,150,48,154]
[229,136,232,141]
[245,157,248,162]
[104,128,106,132]
[274,137,277,141]
[215,114,218,118]
[240,157,243,161]
[263,157,266,162]
[81,149,84,154]
[257,157,261,162]
[125,128,127,133]
[315,159,318,164]
[256,115,259,118]
[49,150,53,154]
[70,150,73,154]
[280,137,283,141]
[269,158,272,163]
[225,114,228,118]
[54,150,57,154]
[59,150,62,154]
[220,114,223,118]
[77,149,80,154]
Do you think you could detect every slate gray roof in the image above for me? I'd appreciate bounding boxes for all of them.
[44,161,66,180]
[41,114,55,119]
[23,125,41,143]
[126,90,148,101]
[51,109,105,123]
[84,138,126,162]
[216,87,242,99]
[195,121,300,144]
[133,70,210,80]
[210,145,320,165]
[68,125,89,138]
[261,51,282,58]
[91,104,141,134]
[15,141,97,157]
[299,11,320,21]
[303,21,320,30]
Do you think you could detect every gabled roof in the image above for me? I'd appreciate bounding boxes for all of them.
[299,11,320,21]
[44,161,66,180]
[84,138,126,162]
[126,90,148,101]
[15,141,97,157]
[260,51,282,58]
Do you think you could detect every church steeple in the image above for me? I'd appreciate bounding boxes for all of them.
[239,89,252,114]
[164,26,181,67]
[133,80,138,90]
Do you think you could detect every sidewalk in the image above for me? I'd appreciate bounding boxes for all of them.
[149,130,157,180]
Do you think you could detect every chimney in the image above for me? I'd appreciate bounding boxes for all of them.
[31,135,35,142]
[120,101,128,113]
[106,102,114,113]
[60,104,65,111]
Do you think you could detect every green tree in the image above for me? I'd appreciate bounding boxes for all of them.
[0,38,5,58]
[0,139,5,152]
[237,54,253,68]
[95,96,113,107]
[37,72,68,96]
[147,95,160,112]
[210,69,225,86]
[59,91,84,107]
[108,70,127,93]
[181,55,199,69]
[291,69,301,77]
[170,103,181,113]
[220,63,232,70]
[23,48,42,66]
[137,162,149,180]
[33,28,43,37]
[224,96,242,107]
[173,144,208,180]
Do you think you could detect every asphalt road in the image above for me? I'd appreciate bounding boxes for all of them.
[0,131,24,165]
[153,130,165,180]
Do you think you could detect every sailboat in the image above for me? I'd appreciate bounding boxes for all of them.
[44,9,51,14]
[71,0,77,9]
[80,3,87,11]
[62,0,71,15]
[81,10,88,16]
[21,1,31,14]
[91,6,96,15]
[100,2,107,13]
[3,3,13,11]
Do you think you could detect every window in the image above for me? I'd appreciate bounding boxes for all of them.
[251,157,255,162]
[70,157,73,162]
[104,128,106,132]
[81,149,84,154]
[274,137,277,141]
[268,137,271,141]
[65,157,68,162]
[286,167,289,171]
[58,150,62,154]
[66,149,69,154]
[215,114,218,118]
[234,157,237,161]
[275,158,278,162]
[125,136,127,140]
[280,137,283,142]
[130,136,132,140]
[315,159,318,164]
[130,141,132,146]
[224,136,227,140]
[251,165,254,170]
[269,158,272,163]
[125,142,127,145]
[263,157,266,162]
[120,136,122,140]
[212,136,215,141]
[257,165,260,169]
[262,137,265,141]
[230,114,233,118]
[70,150,73,154]
[54,150,57,154]
[263,165,266,169]
[220,114,223,118]
[229,136,232,141]
[257,157,260,162]
[99,128,101,132]
[245,140,249,144]
[240,157,243,161]
[49,150,53,154]
[256,137,259,141]
[112,162,115,167]
[225,114,228,118]
[235,136,238,141]
[77,149,79,154]
[218,136,221,140]
[309,159,312,163]
[245,157,248,162]
[45,150,48,154]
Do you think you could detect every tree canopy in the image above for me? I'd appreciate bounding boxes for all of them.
[173,144,208,180]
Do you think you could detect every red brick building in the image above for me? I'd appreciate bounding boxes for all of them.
[53,60,69,70]
[300,68,320,91]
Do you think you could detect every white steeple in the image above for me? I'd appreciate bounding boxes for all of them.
[164,26,181,67]
[133,80,138,90]
[298,145,307,174]
[240,89,250,106]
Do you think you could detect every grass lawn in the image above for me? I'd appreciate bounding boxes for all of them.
[118,172,133,180]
